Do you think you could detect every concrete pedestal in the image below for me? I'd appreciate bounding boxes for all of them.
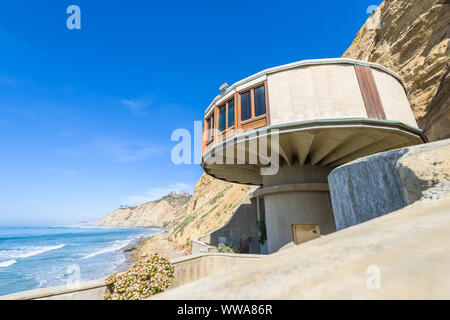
[257,164,336,253]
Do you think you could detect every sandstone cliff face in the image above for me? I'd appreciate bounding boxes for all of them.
[343,0,449,141]
[167,173,256,248]
[397,138,450,203]
[97,194,190,228]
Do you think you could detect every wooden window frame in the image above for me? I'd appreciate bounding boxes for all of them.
[205,112,215,146]
[239,89,253,123]
[216,96,237,142]
[218,98,236,132]
[218,103,227,132]
[237,81,270,131]
[226,97,236,130]
[202,81,270,153]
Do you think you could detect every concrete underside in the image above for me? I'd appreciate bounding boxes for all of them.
[152,196,450,300]
[202,119,426,185]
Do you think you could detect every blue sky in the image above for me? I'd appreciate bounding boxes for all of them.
[0,0,381,226]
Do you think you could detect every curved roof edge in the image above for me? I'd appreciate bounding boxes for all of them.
[202,118,428,159]
[205,58,405,117]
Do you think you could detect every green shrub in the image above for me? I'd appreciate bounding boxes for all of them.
[105,254,174,300]
[217,241,236,253]
[256,219,267,245]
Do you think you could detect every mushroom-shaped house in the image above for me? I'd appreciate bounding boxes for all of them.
[201,58,427,253]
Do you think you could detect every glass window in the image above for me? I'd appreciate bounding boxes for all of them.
[254,85,266,117]
[227,99,235,127]
[211,114,215,139]
[240,91,251,121]
[207,113,215,142]
[207,117,211,141]
[218,105,226,131]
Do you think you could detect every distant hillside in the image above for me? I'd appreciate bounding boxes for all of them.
[89,175,255,253]
[96,193,191,228]
[123,174,256,259]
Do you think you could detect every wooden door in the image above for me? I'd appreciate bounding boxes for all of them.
[292,224,320,245]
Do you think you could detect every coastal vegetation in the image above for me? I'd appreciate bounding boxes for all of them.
[217,241,236,253]
[170,214,195,237]
[154,192,191,205]
[256,219,267,245]
[105,254,174,300]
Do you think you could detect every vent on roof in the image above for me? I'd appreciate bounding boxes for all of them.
[219,82,228,93]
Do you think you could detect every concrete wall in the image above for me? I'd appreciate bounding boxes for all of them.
[263,190,335,253]
[261,163,335,253]
[194,198,260,254]
[203,58,415,123]
[328,139,450,230]
[0,278,109,300]
[267,62,418,128]
[268,64,367,123]
[169,253,263,288]
[152,196,450,300]
[372,68,417,126]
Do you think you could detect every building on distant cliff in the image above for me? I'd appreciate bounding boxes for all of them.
[199,58,428,254]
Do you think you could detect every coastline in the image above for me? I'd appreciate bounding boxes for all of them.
[124,231,189,265]
[0,226,156,296]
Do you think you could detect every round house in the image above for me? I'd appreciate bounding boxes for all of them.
[201,58,427,253]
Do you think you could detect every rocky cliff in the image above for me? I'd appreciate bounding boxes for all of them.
[343,0,449,141]
[97,193,190,228]
[166,173,256,248]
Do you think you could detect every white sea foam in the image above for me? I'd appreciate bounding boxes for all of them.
[0,244,66,261]
[16,244,66,259]
[0,260,17,268]
[81,239,132,260]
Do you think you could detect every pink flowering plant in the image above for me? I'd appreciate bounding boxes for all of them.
[105,254,174,300]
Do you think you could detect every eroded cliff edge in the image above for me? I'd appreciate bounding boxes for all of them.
[343,0,449,141]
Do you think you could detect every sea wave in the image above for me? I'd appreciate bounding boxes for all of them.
[81,239,132,260]
[0,260,17,268]
[0,244,66,261]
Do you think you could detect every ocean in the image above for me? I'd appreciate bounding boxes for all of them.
[0,226,164,296]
